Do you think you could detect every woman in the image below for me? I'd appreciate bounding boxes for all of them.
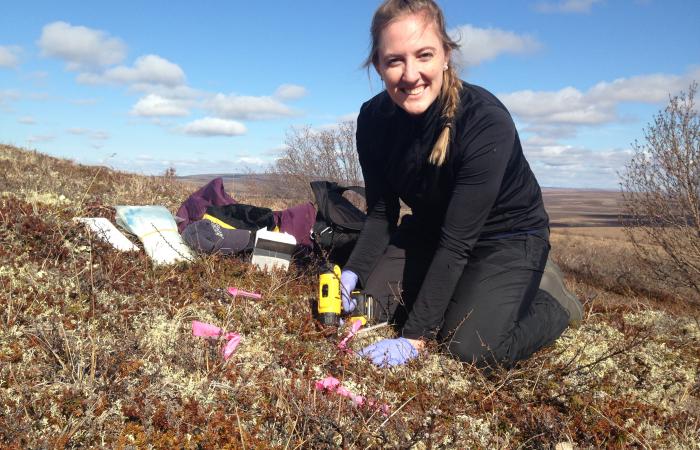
[341,0,583,369]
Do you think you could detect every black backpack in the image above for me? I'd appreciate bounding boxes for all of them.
[310,181,366,265]
[206,204,276,231]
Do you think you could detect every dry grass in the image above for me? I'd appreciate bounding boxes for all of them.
[1,144,698,448]
[551,227,699,306]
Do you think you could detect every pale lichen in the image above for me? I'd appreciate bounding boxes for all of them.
[552,309,699,415]
[624,309,700,341]
[25,191,71,206]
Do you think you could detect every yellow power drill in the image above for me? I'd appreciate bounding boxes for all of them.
[317,265,376,326]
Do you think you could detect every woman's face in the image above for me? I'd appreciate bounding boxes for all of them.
[375,12,449,116]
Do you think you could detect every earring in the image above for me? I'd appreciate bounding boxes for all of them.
[443,63,448,71]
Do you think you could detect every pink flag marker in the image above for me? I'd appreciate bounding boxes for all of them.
[227,287,262,300]
[221,332,242,360]
[315,375,390,416]
[192,320,222,338]
[315,376,341,391]
[338,319,363,352]
[192,320,242,361]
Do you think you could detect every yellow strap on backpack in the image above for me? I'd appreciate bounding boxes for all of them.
[202,214,236,230]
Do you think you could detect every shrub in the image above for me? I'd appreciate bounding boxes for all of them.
[268,122,362,203]
[620,82,700,300]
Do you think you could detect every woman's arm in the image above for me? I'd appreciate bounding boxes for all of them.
[402,108,516,340]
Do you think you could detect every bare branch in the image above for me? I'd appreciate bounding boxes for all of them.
[620,82,700,298]
[267,122,363,205]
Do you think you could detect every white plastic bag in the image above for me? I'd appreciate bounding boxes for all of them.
[115,205,194,265]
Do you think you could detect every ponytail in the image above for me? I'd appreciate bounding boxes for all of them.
[428,65,461,166]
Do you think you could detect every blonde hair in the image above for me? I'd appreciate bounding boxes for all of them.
[364,0,462,166]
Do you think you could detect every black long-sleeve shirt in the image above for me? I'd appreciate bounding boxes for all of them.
[344,81,549,340]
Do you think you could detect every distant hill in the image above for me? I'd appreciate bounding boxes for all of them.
[180,173,624,226]
[181,174,621,193]
[178,173,274,183]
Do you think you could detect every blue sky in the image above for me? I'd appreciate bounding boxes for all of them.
[1,0,698,188]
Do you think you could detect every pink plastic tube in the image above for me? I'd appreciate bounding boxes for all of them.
[192,320,241,360]
[228,287,262,299]
[338,319,363,352]
[192,320,223,338]
[315,375,390,416]
[221,332,242,360]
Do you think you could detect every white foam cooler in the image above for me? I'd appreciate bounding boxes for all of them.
[251,229,297,272]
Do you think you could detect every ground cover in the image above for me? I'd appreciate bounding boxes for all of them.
[1,144,698,448]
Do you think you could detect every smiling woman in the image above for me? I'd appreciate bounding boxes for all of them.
[373,14,448,115]
[342,0,583,370]
[364,0,460,166]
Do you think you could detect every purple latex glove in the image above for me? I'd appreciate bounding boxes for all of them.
[340,270,358,313]
[358,338,419,367]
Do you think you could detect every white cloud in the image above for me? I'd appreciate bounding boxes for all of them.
[587,72,694,103]
[108,154,250,175]
[262,146,286,157]
[67,127,110,140]
[183,117,247,136]
[28,92,51,101]
[130,84,201,99]
[314,114,360,131]
[0,45,21,68]
[68,127,90,134]
[77,54,185,87]
[27,134,55,144]
[523,141,633,188]
[38,21,127,70]
[534,0,604,13]
[0,89,20,107]
[237,156,266,166]
[206,93,300,120]
[520,123,579,141]
[499,69,700,188]
[337,112,359,123]
[92,131,110,140]
[18,116,36,124]
[499,69,700,130]
[449,25,541,68]
[28,71,49,80]
[131,94,189,117]
[500,86,616,126]
[274,84,308,101]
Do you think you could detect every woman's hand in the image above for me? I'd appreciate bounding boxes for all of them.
[340,270,359,312]
[358,337,420,367]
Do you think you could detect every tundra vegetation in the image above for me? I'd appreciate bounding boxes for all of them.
[0,118,699,448]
